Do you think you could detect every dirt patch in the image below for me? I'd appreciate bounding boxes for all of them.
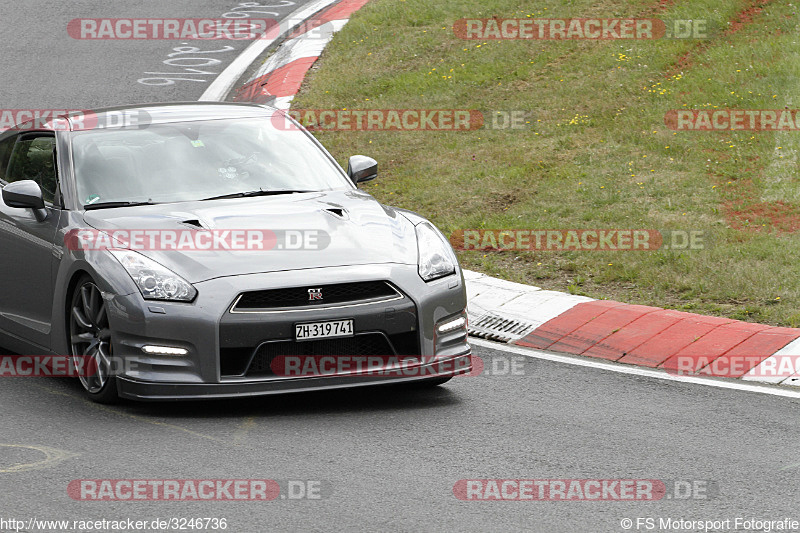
[724,201,800,233]
[728,0,771,33]
[666,0,788,230]
[664,0,772,78]
[641,0,676,15]
[483,191,526,212]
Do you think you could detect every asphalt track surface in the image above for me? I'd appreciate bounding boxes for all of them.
[0,0,315,109]
[1,2,799,532]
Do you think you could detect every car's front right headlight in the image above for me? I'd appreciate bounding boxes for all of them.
[110,249,197,302]
[416,221,457,281]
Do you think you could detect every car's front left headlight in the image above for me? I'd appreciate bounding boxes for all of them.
[416,221,457,281]
[110,249,197,302]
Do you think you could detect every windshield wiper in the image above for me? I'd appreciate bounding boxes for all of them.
[199,189,313,201]
[84,201,158,210]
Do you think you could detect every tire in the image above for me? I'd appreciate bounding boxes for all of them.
[68,275,119,404]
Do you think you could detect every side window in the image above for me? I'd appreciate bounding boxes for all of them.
[0,135,16,183]
[6,135,57,204]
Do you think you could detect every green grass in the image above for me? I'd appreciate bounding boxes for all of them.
[293,0,800,326]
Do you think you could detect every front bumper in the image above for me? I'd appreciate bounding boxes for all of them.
[115,353,471,401]
[105,263,469,400]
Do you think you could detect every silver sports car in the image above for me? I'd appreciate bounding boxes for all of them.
[0,103,471,402]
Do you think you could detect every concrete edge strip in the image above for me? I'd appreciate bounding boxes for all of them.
[232,0,368,108]
[249,18,349,83]
[742,337,800,385]
[464,269,591,341]
[198,0,341,102]
[202,0,367,106]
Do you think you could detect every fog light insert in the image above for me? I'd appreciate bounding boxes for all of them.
[141,345,188,356]
[437,316,467,334]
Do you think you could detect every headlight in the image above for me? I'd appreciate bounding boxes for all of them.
[110,249,197,302]
[416,221,457,281]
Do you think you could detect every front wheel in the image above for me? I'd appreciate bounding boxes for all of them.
[69,276,119,403]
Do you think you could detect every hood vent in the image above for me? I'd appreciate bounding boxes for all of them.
[324,207,348,220]
[181,219,208,229]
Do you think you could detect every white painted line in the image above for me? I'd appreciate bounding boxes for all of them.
[0,443,79,474]
[199,0,340,102]
[471,337,800,399]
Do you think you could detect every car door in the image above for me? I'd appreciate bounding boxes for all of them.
[0,131,62,349]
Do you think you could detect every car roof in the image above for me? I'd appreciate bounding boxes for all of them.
[62,102,278,131]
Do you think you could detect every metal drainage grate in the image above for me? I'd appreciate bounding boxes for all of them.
[468,313,535,342]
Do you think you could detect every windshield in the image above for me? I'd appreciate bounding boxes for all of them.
[70,117,351,207]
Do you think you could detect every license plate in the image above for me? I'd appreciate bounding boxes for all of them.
[295,319,354,341]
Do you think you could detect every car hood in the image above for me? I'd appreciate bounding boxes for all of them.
[81,190,419,283]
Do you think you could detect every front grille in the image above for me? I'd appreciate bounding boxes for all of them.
[233,281,399,311]
[247,333,395,377]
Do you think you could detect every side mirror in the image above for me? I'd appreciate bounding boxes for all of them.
[2,180,47,221]
[347,155,378,185]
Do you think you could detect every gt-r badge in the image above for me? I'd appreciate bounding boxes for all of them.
[308,288,323,301]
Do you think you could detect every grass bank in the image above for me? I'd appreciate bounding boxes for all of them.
[294,0,800,326]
